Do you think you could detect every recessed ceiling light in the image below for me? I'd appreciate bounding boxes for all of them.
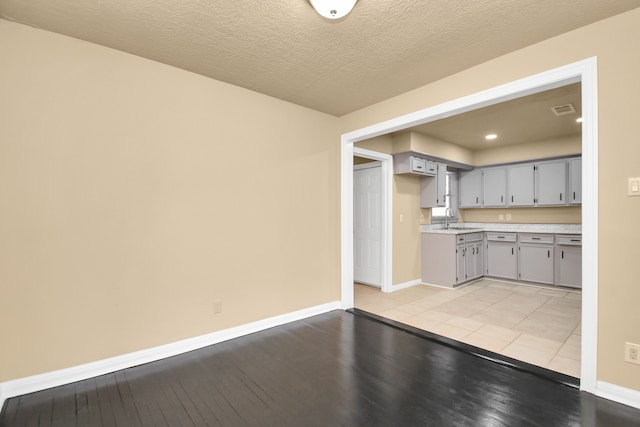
[576,117,583,123]
[485,134,498,140]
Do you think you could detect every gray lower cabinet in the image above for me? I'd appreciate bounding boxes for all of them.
[422,233,458,287]
[518,234,554,285]
[422,232,483,287]
[423,231,581,289]
[556,235,582,288]
[485,233,517,280]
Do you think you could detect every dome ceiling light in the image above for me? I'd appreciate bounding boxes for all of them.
[309,0,358,20]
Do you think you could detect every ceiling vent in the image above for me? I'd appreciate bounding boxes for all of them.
[551,103,576,116]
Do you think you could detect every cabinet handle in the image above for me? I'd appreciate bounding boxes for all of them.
[570,239,580,242]
[562,250,564,259]
[532,237,541,240]
[512,248,514,255]
[511,195,514,202]
[573,191,576,200]
[548,250,550,258]
[560,193,563,201]
[476,197,479,204]
[497,236,505,239]
[501,195,504,203]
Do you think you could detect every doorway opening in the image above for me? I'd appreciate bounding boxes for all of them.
[340,58,598,392]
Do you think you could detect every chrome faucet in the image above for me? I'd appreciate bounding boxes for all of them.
[444,207,453,229]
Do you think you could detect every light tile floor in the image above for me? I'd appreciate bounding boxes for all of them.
[355,279,581,377]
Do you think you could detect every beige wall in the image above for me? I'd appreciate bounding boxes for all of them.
[341,9,640,391]
[410,132,474,165]
[473,134,581,166]
[0,20,341,381]
[460,207,582,224]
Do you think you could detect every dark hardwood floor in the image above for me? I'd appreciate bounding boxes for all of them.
[2,310,639,426]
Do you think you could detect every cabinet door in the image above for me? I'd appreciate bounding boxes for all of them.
[474,242,484,280]
[465,242,483,280]
[536,160,567,206]
[486,242,518,280]
[456,245,466,284]
[518,244,554,284]
[483,167,507,207]
[507,163,535,206]
[459,169,482,208]
[436,163,447,207]
[569,158,582,204]
[557,246,582,288]
[421,163,448,208]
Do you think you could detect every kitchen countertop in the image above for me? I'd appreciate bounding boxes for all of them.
[421,223,582,235]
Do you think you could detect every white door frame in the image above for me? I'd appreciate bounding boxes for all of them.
[353,149,393,293]
[340,57,599,393]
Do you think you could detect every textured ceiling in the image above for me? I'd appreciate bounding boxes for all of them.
[1,0,638,116]
[408,83,582,149]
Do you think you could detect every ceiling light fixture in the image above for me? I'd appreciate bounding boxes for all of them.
[309,0,358,20]
[485,134,498,140]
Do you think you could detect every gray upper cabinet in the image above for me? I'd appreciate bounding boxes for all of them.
[459,169,483,208]
[420,163,447,208]
[569,158,582,204]
[482,167,507,207]
[507,163,535,206]
[394,154,437,176]
[536,160,567,206]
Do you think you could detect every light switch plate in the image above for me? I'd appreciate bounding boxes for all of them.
[628,177,640,196]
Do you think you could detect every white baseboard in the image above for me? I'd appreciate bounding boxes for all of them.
[385,279,422,293]
[0,301,341,412]
[597,381,640,409]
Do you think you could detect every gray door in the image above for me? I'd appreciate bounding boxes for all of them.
[557,246,582,288]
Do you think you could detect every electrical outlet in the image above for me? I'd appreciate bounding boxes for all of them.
[213,300,223,315]
[506,213,512,221]
[499,214,504,221]
[420,214,425,222]
[624,342,640,364]
[399,214,404,223]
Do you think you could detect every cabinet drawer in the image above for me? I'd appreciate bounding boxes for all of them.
[486,232,516,242]
[425,160,437,175]
[410,157,426,173]
[465,232,483,243]
[557,235,582,246]
[457,235,466,244]
[519,234,554,244]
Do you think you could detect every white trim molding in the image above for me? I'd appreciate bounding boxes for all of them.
[0,301,341,411]
[597,382,640,410]
[341,57,599,394]
[387,279,422,293]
